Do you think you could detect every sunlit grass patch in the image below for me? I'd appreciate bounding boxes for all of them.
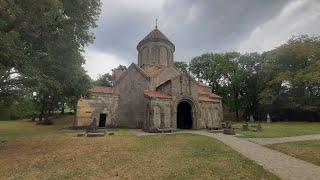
[234,122,320,138]
[267,140,320,166]
[0,116,279,179]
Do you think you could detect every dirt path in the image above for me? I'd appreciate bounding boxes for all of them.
[190,131,320,180]
[246,134,320,145]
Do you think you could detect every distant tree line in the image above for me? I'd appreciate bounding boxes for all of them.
[175,35,320,121]
[0,0,101,120]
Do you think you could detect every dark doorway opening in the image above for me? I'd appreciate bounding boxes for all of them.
[177,101,192,129]
[99,113,107,127]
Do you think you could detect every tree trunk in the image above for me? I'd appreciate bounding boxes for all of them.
[61,105,65,115]
[72,107,77,128]
[233,84,239,121]
[39,98,45,122]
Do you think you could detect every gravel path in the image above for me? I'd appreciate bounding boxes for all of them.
[246,134,320,145]
[190,131,320,180]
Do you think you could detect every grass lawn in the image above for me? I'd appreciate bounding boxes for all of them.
[0,116,279,179]
[266,140,320,166]
[234,122,320,138]
[0,115,72,139]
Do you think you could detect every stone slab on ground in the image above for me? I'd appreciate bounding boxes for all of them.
[77,132,86,137]
[0,139,7,144]
[189,131,320,180]
[130,129,176,136]
[246,134,320,145]
[208,129,224,133]
[86,132,105,137]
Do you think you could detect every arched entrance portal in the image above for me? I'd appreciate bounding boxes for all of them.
[177,101,193,129]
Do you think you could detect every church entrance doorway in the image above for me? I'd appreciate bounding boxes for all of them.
[99,113,107,127]
[177,101,193,129]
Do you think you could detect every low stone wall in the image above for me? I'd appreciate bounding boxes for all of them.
[76,93,119,127]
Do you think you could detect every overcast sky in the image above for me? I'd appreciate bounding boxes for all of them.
[83,0,320,79]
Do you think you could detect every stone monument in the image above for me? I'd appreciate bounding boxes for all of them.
[249,115,254,122]
[267,113,271,123]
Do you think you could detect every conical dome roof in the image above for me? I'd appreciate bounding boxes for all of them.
[137,28,174,49]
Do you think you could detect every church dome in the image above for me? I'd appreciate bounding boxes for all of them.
[137,27,175,68]
[137,28,175,50]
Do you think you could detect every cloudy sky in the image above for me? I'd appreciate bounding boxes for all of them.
[83,0,320,79]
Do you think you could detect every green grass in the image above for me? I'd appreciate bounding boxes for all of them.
[234,122,320,138]
[267,140,320,166]
[0,116,279,179]
[0,115,72,139]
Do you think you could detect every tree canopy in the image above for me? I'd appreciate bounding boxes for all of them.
[0,0,101,119]
[188,35,320,121]
[0,1,319,122]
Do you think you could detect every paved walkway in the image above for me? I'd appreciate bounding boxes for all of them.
[131,129,320,180]
[190,131,320,180]
[246,134,320,145]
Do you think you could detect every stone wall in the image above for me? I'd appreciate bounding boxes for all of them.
[76,93,119,127]
[150,66,180,89]
[155,80,172,95]
[171,73,199,100]
[198,101,223,128]
[138,41,174,67]
[117,64,149,128]
[145,98,172,131]
[76,99,94,126]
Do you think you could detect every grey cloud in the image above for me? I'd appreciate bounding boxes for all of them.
[89,0,292,63]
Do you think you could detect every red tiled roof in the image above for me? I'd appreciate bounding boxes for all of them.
[198,81,221,100]
[208,93,221,99]
[144,90,172,99]
[89,86,119,95]
[199,90,221,99]
[142,28,171,42]
[198,97,220,103]
[137,28,174,48]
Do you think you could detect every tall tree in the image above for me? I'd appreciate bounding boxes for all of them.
[93,73,113,87]
[238,53,263,117]
[0,0,101,119]
[112,64,127,71]
[190,52,249,120]
[260,35,320,120]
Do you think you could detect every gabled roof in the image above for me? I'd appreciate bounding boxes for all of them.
[116,63,150,84]
[89,86,119,95]
[144,90,172,99]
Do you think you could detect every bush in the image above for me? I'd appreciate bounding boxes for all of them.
[0,97,37,120]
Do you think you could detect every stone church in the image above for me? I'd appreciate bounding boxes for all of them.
[76,26,223,132]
